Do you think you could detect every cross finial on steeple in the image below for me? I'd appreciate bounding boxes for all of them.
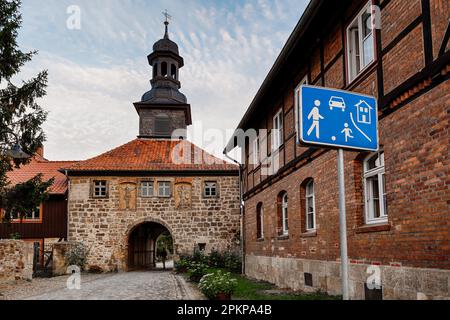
[162,9,172,39]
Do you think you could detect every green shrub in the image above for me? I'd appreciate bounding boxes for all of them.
[187,262,209,282]
[65,243,89,271]
[199,271,238,300]
[224,251,242,273]
[174,258,191,273]
[209,249,225,268]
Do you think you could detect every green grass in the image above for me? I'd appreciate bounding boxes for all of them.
[205,268,341,301]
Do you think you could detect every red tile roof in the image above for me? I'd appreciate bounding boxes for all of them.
[63,139,238,173]
[6,156,77,195]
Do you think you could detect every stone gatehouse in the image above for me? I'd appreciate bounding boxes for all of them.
[61,20,240,272]
[65,172,240,272]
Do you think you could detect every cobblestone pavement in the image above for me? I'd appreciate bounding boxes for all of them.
[0,271,203,300]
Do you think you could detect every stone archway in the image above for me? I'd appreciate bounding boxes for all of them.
[127,219,173,271]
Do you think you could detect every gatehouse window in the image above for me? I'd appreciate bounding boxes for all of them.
[140,181,154,197]
[158,181,172,198]
[93,180,108,198]
[364,151,387,224]
[346,1,375,82]
[204,181,217,198]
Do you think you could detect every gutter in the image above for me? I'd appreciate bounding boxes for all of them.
[223,151,245,275]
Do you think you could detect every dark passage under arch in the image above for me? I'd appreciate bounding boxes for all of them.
[128,222,172,270]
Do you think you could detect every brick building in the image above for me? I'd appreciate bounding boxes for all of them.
[226,0,449,299]
[61,21,240,272]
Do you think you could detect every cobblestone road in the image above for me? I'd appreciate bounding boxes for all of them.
[0,271,203,300]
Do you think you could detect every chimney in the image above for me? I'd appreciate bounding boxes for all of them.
[36,145,44,158]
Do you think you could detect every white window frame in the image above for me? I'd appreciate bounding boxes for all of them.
[295,76,309,141]
[93,181,108,198]
[257,205,264,240]
[253,137,260,165]
[305,180,316,231]
[158,181,172,198]
[346,1,376,83]
[282,193,289,236]
[272,109,284,151]
[204,181,217,198]
[140,181,154,197]
[363,152,387,224]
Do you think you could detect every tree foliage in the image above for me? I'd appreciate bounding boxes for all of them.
[0,0,51,221]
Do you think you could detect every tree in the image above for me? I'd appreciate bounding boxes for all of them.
[0,0,51,221]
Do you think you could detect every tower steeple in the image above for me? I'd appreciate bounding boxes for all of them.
[134,13,192,139]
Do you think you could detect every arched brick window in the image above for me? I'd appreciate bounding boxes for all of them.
[277,191,288,236]
[256,203,264,240]
[300,178,316,233]
[171,64,177,79]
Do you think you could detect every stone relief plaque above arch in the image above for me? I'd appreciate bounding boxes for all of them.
[174,181,192,209]
[119,181,137,211]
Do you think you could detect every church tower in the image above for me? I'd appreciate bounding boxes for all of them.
[134,16,192,139]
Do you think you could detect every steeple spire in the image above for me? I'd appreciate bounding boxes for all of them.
[162,9,172,39]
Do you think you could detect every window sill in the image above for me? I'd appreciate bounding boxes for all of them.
[277,235,290,241]
[256,238,265,242]
[301,231,317,238]
[356,223,391,234]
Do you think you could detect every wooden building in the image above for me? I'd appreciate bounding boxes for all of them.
[0,149,75,266]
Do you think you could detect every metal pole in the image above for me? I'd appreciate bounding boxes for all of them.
[337,148,349,300]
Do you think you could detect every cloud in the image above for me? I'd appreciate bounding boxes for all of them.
[17,0,310,161]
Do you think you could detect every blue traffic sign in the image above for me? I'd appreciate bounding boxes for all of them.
[299,85,379,152]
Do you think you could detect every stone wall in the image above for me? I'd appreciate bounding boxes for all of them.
[67,175,240,272]
[246,255,450,300]
[0,240,33,284]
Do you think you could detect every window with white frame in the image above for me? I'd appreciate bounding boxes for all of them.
[140,181,154,197]
[158,181,171,197]
[282,193,289,235]
[306,180,316,231]
[204,181,217,197]
[256,203,264,240]
[272,109,284,151]
[253,137,260,165]
[346,2,375,82]
[93,181,108,198]
[295,76,309,140]
[364,152,387,223]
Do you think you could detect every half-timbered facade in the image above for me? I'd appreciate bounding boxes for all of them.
[227,0,449,300]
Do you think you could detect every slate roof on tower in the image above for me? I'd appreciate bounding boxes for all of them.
[62,139,237,173]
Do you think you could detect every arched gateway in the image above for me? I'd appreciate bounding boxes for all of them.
[128,221,172,270]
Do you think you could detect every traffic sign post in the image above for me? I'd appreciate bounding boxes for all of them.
[299,85,379,300]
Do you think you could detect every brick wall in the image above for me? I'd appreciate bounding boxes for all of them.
[240,0,449,299]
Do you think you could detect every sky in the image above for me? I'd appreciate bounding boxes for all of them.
[16,0,310,161]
